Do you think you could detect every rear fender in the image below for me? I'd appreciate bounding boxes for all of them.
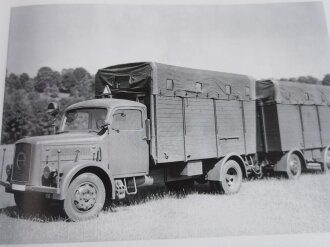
[274,149,305,172]
[319,145,330,170]
[207,153,246,181]
[57,162,115,200]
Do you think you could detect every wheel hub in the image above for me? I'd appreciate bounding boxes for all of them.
[73,183,97,211]
[289,157,299,175]
[225,168,238,187]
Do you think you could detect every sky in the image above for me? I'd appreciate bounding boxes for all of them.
[5,2,330,80]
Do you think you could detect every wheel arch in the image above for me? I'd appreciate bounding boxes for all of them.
[59,163,115,201]
[274,148,306,172]
[207,153,246,182]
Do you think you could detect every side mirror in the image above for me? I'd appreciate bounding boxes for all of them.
[47,102,59,117]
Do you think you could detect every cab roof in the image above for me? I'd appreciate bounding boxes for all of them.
[66,98,145,111]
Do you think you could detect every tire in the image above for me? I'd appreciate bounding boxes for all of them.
[63,173,106,221]
[165,179,194,192]
[286,153,302,179]
[14,192,50,214]
[211,160,242,194]
[322,148,330,173]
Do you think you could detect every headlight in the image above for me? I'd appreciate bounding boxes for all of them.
[43,166,51,179]
[6,164,12,177]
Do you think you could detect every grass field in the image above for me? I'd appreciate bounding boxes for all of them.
[0,172,330,244]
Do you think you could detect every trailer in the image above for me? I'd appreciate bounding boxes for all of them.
[1,62,330,221]
[256,80,330,177]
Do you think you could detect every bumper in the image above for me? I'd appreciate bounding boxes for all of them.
[0,180,60,194]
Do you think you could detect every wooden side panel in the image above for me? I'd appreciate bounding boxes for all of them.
[277,104,304,151]
[216,100,245,156]
[156,96,184,163]
[318,106,330,146]
[243,101,257,154]
[300,105,322,149]
[185,98,217,160]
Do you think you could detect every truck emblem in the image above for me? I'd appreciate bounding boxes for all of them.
[16,152,26,170]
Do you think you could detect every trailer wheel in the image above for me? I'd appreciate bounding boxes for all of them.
[211,160,242,194]
[286,153,302,179]
[323,148,330,172]
[63,173,105,221]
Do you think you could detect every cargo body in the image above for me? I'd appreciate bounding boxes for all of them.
[96,62,257,166]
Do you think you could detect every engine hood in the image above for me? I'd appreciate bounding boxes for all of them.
[16,132,102,146]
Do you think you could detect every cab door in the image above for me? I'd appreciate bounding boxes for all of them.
[108,107,149,176]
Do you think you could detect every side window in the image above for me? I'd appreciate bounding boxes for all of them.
[112,109,142,130]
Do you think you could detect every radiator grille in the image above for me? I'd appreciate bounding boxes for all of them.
[12,143,32,183]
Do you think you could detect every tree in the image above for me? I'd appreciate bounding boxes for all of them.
[19,73,30,85]
[296,76,320,85]
[61,69,76,93]
[322,74,330,86]
[73,67,91,81]
[5,73,20,93]
[71,76,94,99]
[23,79,34,92]
[35,67,61,93]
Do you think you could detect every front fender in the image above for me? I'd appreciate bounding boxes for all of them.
[56,162,115,200]
[207,153,245,181]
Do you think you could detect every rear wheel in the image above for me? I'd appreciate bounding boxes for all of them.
[63,173,106,221]
[286,153,302,179]
[211,160,242,194]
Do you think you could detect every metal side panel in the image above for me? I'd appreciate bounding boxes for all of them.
[156,96,185,163]
[243,101,257,154]
[216,100,245,156]
[318,105,330,147]
[277,104,303,151]
[300,105,322,149]
[184,98,217,160]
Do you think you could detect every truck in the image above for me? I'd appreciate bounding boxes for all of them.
[1,62,330,221]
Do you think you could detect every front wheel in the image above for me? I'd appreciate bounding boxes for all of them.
[63,173,106,221]
[211,160,242,194]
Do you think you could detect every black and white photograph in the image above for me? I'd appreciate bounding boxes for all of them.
[1,0,330,246]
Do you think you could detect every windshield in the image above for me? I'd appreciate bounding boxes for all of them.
[61,108,108,132]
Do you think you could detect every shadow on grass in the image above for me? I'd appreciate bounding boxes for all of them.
[0,201,67,222]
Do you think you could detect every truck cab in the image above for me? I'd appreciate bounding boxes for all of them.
[1,98,150,221]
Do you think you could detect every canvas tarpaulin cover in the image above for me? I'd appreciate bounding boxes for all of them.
[95,62,255,100]
[256,80,330,105]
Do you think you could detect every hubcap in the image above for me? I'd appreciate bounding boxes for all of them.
[73,182,98,211]
[225,167,238,188]
[289,156,300,175]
